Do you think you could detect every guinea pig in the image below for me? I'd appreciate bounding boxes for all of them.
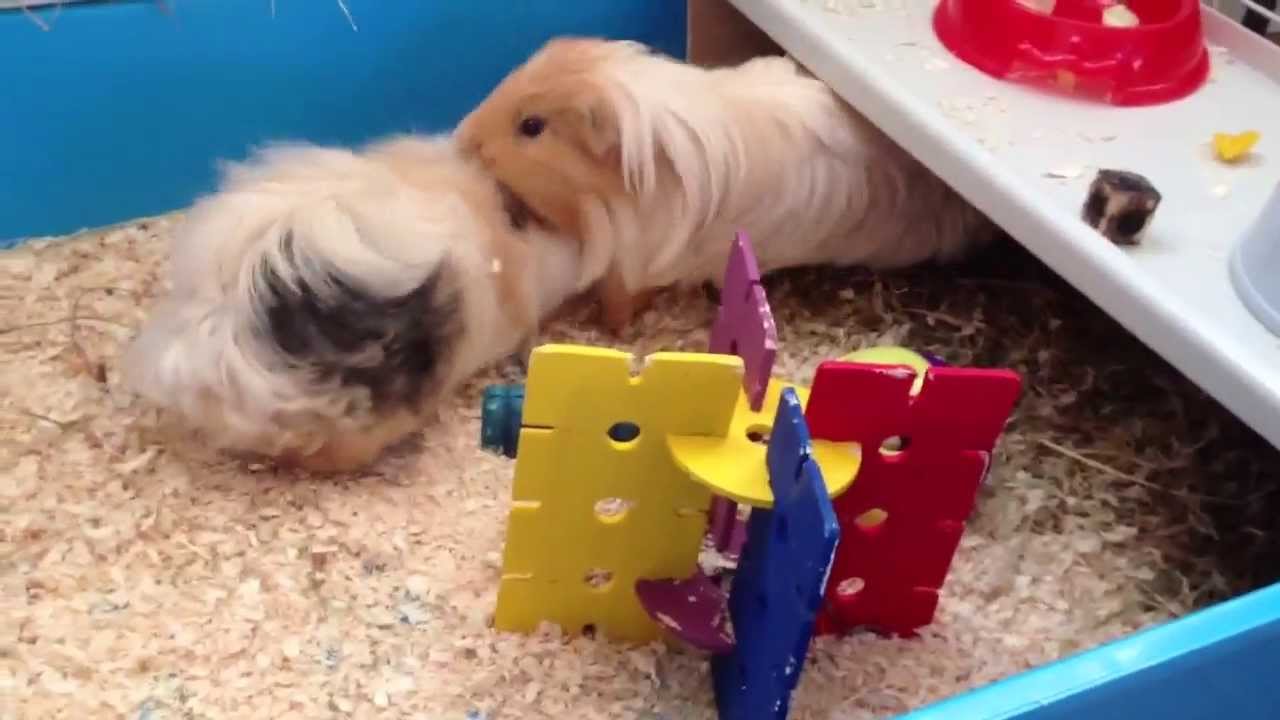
[124,134,583,472]
[456,37,993,332]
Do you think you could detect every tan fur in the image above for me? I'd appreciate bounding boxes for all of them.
[278,410,421,473]
[125,135,584,472]
[367,137,542,339]
[457,38,991,330]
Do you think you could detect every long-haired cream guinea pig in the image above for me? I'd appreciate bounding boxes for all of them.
[124,134,582,472]
[455,38,992,331]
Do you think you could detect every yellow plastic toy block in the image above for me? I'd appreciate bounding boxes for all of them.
[495,344,744,642]
[667,347,927,505]
[841,346,932,396]
[667,377,861,507]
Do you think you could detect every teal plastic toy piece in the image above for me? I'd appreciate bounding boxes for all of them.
[480,384,524,458]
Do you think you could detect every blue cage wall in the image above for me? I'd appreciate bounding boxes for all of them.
[0,0,686,246]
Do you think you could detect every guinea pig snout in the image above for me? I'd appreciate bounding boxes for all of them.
[455,126,482,157]
[455,129,497,167]
[472,145,497,167]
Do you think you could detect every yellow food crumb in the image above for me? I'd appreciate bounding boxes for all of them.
[1213,131,1261,163]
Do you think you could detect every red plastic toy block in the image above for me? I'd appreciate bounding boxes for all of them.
[807,360,1022,637]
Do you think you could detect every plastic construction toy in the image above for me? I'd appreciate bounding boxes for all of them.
[482,231,1023,719]
[933,0,1210,107]
[706,229,778,556]
[480,384,524,458]
[710,388,840,720]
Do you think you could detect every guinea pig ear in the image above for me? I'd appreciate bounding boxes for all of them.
[572,93,622,164]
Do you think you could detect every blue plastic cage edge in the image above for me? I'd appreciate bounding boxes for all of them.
[898,581,1280,719]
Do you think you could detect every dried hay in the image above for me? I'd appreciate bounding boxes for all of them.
[1,216,1277,719]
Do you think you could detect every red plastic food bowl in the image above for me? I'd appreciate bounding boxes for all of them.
[933,0,1210,106]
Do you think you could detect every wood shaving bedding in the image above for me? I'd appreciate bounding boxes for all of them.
[1,217,1276,719]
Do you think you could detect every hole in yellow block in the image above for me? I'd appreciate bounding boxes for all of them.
[607,422,641,445]
[584,568,614,590]
[745,423,772,445]
[628,354,647,378]
[594,497,633,524]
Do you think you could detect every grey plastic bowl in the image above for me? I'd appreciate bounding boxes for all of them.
[1231,183,1280,338]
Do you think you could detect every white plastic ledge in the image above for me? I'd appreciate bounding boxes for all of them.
[728,0,1280,450]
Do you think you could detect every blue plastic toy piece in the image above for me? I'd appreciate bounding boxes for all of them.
[480,384,524,458]
[711,388,841,720]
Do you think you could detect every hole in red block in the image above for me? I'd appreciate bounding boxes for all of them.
[879,435,910,456]
[594,498,633,524]
[729,339,740,357]
[836,577,866,597]
[745,423,771,445]
[855,508,888,529]
[584,568,614,590]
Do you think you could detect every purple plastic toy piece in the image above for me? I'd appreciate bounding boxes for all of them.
[708,504,737,554]
[709,501,749,558]
[708,231,777,411]
[707,231,779,553]
[922,351,949,367]
[634,574,735,654]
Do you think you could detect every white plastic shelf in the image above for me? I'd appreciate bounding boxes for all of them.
[728,0,1280,449]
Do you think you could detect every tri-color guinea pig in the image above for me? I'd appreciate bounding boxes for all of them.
[125,135,584,472]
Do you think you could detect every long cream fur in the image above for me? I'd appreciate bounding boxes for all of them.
[457,38,990,323]
[125,134,582,471]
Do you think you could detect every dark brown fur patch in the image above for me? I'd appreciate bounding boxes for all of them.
[255,232,463,411]
[496,180,552,232]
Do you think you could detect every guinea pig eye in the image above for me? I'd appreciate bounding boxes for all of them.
[518,115,546,138]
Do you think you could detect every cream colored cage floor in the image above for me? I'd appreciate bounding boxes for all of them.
[1,216,1276,719]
